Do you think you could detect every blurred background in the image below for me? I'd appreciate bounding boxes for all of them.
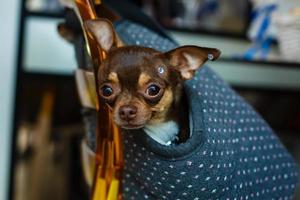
[1,0,300,199]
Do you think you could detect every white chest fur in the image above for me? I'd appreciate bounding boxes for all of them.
[144,121,179,146]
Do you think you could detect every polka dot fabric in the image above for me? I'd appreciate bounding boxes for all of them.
[112,20,299,199]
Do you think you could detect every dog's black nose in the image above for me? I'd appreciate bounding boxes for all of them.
[119,105,137,120]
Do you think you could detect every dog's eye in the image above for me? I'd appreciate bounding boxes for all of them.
[146,84,161,96]
[101,85,113,97]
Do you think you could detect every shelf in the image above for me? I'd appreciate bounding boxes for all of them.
[210,60,300,91]
[23,17,77,75]
[170,30,300,69]
[25,10,64,19]
[220,58,300,69]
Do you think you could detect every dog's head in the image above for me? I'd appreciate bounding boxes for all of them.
[84,19,221,129]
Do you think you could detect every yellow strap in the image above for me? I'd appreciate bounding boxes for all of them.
[107,179,119,200]
[92,178,106,200]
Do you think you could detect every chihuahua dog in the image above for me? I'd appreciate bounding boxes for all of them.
[84,19,220,145]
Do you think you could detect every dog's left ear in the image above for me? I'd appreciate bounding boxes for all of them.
[84,19,122,52]
[165,45,221,80]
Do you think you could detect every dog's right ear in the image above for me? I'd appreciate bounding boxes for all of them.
[84,19,121,52]
[164,45,221,80]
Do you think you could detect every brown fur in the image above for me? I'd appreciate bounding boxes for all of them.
[97,46,175,129]
[108,72,119,83]
[149,87,174,124]
[83,19,221,142]
[138,73,152,88]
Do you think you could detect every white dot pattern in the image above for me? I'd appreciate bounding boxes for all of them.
[113,21,299,199]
